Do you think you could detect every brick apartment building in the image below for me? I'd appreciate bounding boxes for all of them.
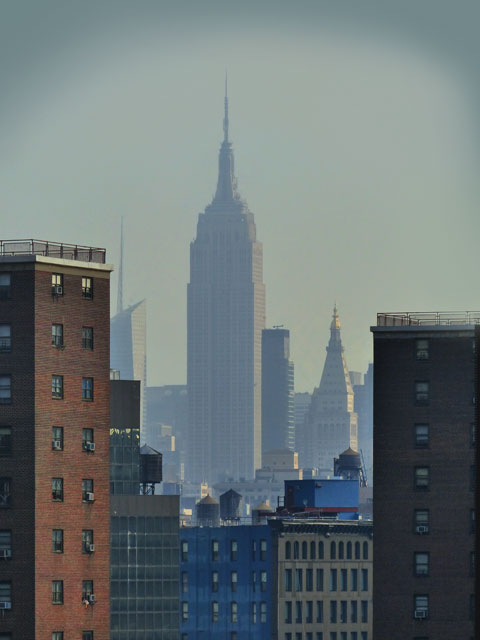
[0,239,112,640]
[372,312,477,639]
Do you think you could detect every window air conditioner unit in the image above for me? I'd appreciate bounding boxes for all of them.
[86,442,95,452]
[86,492,95,502]
[52,440,62,450]
[89,594,96,603]
[53,285,63,295]
[415,525,429,534]
[0,601,12,610]
[88,544,95,553]
[0,549,12,559]
[414,609,427,619]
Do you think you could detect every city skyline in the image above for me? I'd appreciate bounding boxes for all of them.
[0,1,479,392]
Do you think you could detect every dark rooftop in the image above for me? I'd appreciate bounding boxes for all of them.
[0,239,106,264]
[377,311,480,327]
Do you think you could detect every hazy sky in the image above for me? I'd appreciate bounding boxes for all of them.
[1,1,479,391]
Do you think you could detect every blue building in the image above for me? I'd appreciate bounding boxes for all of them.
[283,479,359,520]
[180,525,272,639]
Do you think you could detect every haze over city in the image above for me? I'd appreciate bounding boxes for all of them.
[1,0,478,392]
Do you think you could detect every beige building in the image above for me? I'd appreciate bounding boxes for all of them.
[273,520,372,640]
[302,307,358,475]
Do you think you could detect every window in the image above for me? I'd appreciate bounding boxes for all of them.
[0,326,11,352]
[260,538,267,560]
[340,569,347,591]
[285,540,291,559]
[231,571,238,592]
[340,600,347,623]
[350,600,357,623]
[82,428,94,451]
[415,381,429,405]
[414,594,428,618]
[295,568,303,592]
[361,600,368,623]
[82,327,94,350]
[414,424,429,447]
[211,540,219,561]
[182,601,188,621]
[330,569,337,591]
[354,541,360,559]
[302,540,308,559]
[260,570,267,592]
[252,602,257,623]
[82,377,94,401]
[0,478,11,508]
[330,541,336,559]
[82,633,93,640]
[295,601,302,623]
[0,581,11,610]
[52,580,64,604]
[260,601,267,623]
[470,551,475,576]
[318,541,324,559]
[0,427,12,455]
[82,530,94,554]
[52,324,64,348]
[414,466,429,490]
[414,509,430,533]
[316,568,323,591]
[470,509,475,534]
[294,541,299,559]
[52,427,64,451]
[350,568,358,591]
[416,339,429,360]
[81,580,93,603]
[52,478,63,501]
[181,540,188,562]
[346,541,352,559]
[51,375,63,400]
[252,539,257,560]
[82,479,94,502]
[181,572,188,593]
[306,600,313,623]
[471,423,476,447]
[0,376,11,404]
[414,553,429,576]
[330,600,337,623]
[310,540,316,559]
[285,568,292,591]
[316,601,323,623]
[252,571,257,592]
[52,633,64,640]
[52,273,64,295]
[338,541,344,559]
[231,601,238,623]
[362,542,369,560]
[52,530,64,553]
[361,568,369,590]
[211,601,219,623]
[306,568,313,591]
[231,539,238,561]
[0,273,11,300]
[285,600,292,624]
[0,530,12,557]
[82,277,93,299]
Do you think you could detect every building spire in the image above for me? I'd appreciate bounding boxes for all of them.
[117,216,124,314]
[223,71,229,142]
[329,303,342,346]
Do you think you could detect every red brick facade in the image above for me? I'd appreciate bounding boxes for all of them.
[0,256,112,640]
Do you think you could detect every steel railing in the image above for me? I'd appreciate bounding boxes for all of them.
[0,239,106,264]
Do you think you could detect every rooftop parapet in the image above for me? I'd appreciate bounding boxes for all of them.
[377,311,480,327]
[0,239,106,264]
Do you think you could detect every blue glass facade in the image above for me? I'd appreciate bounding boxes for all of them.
[180,525,272,639]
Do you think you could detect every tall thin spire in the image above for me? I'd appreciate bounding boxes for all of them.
[117,216,124,314]
[223,71,229,142]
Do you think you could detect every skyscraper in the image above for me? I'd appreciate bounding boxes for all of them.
[187,86,265,485]
[302,306,358,475]
[261,328,295,457]
[110,221,147,434]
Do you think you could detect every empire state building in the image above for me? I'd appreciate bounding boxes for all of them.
[187,88,265,485]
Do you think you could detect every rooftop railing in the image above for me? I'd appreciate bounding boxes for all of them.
[0,239,106,264]
[377,311,480,326]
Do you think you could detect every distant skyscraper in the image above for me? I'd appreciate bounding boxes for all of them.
[261,328,295,457]
[187,85,265,484]
[303,306,358,475]
[352,363,373,480]
[110,220,147,433]
[293,391,312,467]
